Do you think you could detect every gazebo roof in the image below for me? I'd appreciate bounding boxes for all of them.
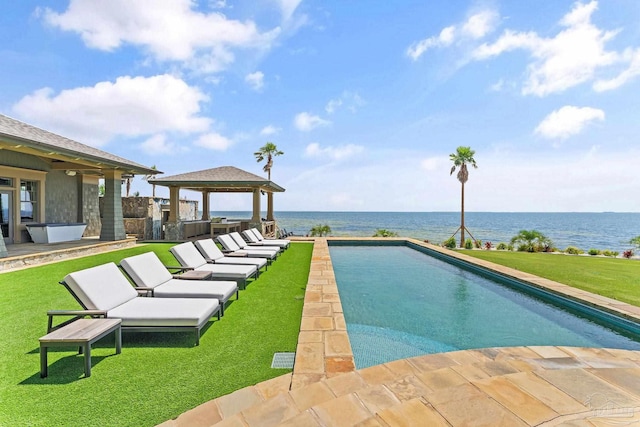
[148,166,285,193]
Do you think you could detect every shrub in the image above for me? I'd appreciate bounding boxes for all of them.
[602,250,619,257]
[443,237,457,248]
[474,239,482,249]
[496,242,508,250]
[372,229,398,237]
[588,248,601,256]
[484,241,493,250]
[464,238,474,249]
[309,224,332,237]
[565,246,584,255]
[507,243,514,251]
[510,229,553,253]
[623,249,634,259]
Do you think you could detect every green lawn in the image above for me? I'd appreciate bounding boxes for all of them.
[460,250,640,307]
[0,242,313,427]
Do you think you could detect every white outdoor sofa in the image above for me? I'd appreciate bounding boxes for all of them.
[120,251,239,315]
[54,262,220,345]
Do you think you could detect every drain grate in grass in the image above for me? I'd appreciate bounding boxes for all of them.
[271,352,295,369]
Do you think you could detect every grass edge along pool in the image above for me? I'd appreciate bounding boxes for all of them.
[328,239,640,353]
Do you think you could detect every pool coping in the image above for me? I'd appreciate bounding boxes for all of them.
[291,237,640,388]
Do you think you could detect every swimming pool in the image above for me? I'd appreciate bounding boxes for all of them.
[329,243,640,369]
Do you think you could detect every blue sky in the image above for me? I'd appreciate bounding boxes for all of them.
[2,0,640,212]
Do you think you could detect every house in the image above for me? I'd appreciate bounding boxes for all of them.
[0,114,159,257]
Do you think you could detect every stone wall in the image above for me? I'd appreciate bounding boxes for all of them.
[45,171,79,223]
[81,176,101,236]
[118,197,198,240]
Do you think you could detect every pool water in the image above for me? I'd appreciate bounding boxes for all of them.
[329,245,640,369]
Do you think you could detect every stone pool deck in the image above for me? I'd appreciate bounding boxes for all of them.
[161,238,640,426]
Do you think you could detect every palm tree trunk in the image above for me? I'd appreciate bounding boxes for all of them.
[460,182,465,247]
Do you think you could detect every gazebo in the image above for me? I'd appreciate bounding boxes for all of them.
[148,166,285,240]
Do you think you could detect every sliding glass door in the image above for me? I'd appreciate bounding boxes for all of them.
[0,191,11,244]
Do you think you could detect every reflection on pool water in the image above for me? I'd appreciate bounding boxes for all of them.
[329,244,640,369]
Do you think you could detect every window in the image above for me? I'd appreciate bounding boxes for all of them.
[20,180,38,222]
[0,177,12,187]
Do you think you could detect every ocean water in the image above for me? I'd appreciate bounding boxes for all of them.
[210,211,640,253]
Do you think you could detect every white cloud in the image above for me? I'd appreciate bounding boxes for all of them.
[194,132,233,150]
[593,47,640,91]
[40,0,280,73]
[325,91,365,114]
[294,112,330,131]
[260,125,281,136]
[140,134,184,155]
[304,142,364,161]
[12,74,210,146]
[407,9,498,60]
[325,99,342,114]
[245,71,265,91]
[461,10,499,39]
[473,1,621,96]
[420,156,447,171]
[277,0,302,22]
[535,106,605,140]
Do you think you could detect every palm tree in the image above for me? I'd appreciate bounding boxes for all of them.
[510,230,553,252]
[142,165,158,197]
[449,146,478,247]
[254,142,284,180]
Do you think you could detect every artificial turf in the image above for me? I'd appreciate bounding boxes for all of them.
[460,249,640,307]
[0,242,313,427]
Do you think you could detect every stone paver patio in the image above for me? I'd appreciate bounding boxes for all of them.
[157,237,640,426]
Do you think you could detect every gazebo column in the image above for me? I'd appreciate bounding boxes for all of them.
[250,188,261,229]
[201,190,210,220]
[266,192,274,221]
[165,186,183,240]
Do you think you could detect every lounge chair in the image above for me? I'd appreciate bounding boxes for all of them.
[216,234,279,261]
[55,262,220,345]
[170,242,258,289]
[229,232,282,254]
[120,252,239,315]
[194,238,269,270]
[244,228,290,248]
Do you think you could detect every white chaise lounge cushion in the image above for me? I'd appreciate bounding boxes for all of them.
[120,252,173,288]
[194,238,224,261]
[170,242,207,269]
[170,242,257,279]
[108,297,218,327]
[217,234,278,260]
[229,232,280,254]
[249,228,290,245]
[64,263,138,311]
[242,229,288,248]
[152,279,237,301]
[120,251,238,301]
[194,239,267,269]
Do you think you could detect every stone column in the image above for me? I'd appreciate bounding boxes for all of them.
[168,186,180,222]
[250,188,261,228]
[100,169,126,241]
[164,186,183,240]
[201,190,210,220]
